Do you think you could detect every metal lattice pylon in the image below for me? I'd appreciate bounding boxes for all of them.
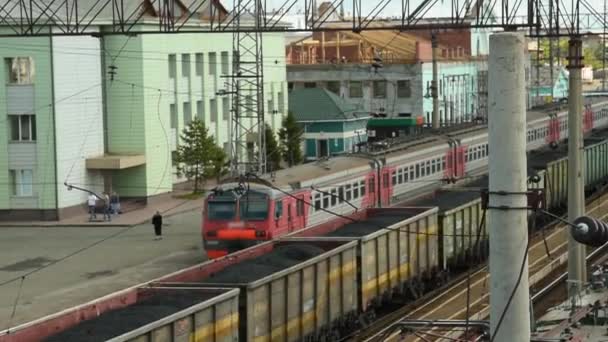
[230,0,266,176]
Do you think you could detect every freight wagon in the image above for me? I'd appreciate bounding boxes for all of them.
[202,99,608,259]
[532,127,608,209]
[295,207,440,314]
[0,287,239,342]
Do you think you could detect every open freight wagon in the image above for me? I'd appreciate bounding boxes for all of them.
[156,238,360,342]
[0,287,239,342]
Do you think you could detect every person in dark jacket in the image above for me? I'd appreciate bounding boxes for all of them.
[152,211,163,240]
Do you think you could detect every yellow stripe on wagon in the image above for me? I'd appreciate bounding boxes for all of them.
[252,261,356,342]
[190,312,239,342]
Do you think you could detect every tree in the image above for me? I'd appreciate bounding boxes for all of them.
[265,124,282,171]
[278,111,303,167]
[174,118,227,193]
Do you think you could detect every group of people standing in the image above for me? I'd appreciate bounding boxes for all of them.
[87,191,121,222]
[86,191,164,240]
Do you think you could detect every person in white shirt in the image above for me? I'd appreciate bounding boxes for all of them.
[88,194,97,221]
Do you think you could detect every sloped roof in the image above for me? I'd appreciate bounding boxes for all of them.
[531,65,567,87]
[289,88,366,122]
[341,30,424,60]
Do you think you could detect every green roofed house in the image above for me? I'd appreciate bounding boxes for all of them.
[289,88,369,160]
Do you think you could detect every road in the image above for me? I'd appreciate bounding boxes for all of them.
[0,210,205,330]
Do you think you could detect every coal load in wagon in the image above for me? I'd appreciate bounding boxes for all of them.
[204,244,325,284]
[325,212,413,237]
[412,176,487,211]
[43,292,215,342]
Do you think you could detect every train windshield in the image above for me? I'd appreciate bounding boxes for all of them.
[239,192,269,221]
[207,201,237,220]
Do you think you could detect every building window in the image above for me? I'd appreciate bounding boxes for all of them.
[288,82,294,91]
[181,54,190,77]
[221,51,229,75]
[349,81,363,98]
[5,57,35,84]
[9,169,33,196]
[195,53,203,76]
[210,99,217,122]
[168,54,176,79]
[197,100,204,120]
[397,80,411,98]
[170,104,177,128]
[326,81,340,95]
[373,80,386,98]
[9,115,36,141]
[208,52,217,76]
[304,82,316,88]
[222,97,230,120]
[268,98,274,114]
[183,102,192,124]
[278,91,285,113]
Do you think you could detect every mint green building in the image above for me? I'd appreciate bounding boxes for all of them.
[0,2,287,220]
[289,88,369,160]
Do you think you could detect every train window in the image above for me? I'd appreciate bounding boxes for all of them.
[404,169,409,182]
[207,200,237,220]
[383,173,389,187]
[338,187,345,202]
[398,169,403,184]
[360,180,366,195]
[431,160,436,174]
[410,167,415,180]
[275,200,283,219]
[314,193,321,211]
[442,156,446,170]
[240,193,270,221]
[322,195,329,209]
[296,198,304,216]
[426,161,431,175]
[369,178,375,193]
[392,170,397,185]
[345,184,352,201]
[353,183,359,198]
[465,151,469,162]
[331,189,337,206]
[415,164,420,178]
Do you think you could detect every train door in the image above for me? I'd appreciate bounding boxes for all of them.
[287,202,293,232]
[444,149,454,179]
[381,168,394,206]
[456,146,466,178]
[366,174,377,208]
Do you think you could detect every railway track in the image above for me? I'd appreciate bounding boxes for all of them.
[353,193,608,342]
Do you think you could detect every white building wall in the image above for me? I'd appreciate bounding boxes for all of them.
[52,33,105,208]
[287,64,423,117]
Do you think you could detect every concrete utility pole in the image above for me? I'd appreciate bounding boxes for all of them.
[567,36,587,301]
[432,33,440,129]
[488,32,531,342]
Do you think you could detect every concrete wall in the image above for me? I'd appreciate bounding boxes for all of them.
[0,34,56,211]
[52,33,105,209]
[287,64,423,117]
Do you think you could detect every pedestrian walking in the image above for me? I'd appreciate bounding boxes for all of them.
[87,193,98,221]
[110,191,120,215]
[103,192,112,222]
[152,211,163,240]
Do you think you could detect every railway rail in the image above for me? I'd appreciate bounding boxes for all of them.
[356,191,608,342]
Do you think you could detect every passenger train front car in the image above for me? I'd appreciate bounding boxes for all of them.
[202,98,608,259]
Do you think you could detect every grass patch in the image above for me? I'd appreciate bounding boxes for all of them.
[175,192,205,200]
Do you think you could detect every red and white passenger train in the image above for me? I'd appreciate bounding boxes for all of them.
[202,100,608,259]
